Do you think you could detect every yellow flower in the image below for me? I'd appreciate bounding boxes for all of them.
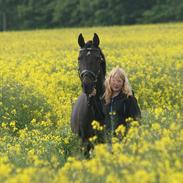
[1,122,7,128]
[126,117,133,123]
[131,120,140,127]
[91,120,104,131]
[115,124,125,135]
[0,164,12,177]
[152,123,160,131]
[31,118,37,125]
[89,135,97,142]
[11,109,16,115]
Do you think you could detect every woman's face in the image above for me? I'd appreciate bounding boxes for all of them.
[110,75,124,93]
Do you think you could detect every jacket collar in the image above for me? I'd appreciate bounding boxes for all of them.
[111,91,127,101]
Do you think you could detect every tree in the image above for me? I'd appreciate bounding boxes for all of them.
[0,0,20,31]
[17,0,54,29]
[52,0,81,27]
[0,0,183,31]
[140,0,183,23]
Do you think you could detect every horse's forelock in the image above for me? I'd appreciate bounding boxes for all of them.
[85,40,93,48]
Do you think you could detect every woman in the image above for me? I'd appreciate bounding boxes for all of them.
[103,67,141,136]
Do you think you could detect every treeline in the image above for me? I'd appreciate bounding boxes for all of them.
[0,0,183,31]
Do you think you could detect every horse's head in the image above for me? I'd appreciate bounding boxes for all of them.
[77,33,106,96]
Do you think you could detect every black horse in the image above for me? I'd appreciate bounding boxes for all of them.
[71,33,106,156]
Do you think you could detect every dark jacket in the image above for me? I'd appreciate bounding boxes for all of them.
[103,91,141,132]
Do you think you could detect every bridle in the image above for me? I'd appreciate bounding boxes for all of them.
[78,47,104,83]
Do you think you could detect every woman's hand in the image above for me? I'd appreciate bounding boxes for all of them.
[89,88,96,97]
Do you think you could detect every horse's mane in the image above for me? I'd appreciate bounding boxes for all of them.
[100,50,106,76]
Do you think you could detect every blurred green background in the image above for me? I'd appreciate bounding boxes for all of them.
[1,0,183,31]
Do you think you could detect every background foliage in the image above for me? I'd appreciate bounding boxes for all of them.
[0,0,183,31]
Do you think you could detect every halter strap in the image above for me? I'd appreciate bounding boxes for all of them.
[80,48,99,51]
[79,69,98,82]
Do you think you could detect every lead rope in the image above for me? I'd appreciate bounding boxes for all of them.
[108,98,114,152]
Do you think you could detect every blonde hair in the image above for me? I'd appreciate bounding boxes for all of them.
[104,67,132,104]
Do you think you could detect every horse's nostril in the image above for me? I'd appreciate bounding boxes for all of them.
[83,77,92,84]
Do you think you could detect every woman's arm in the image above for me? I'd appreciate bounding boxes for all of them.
[126,95,141,120]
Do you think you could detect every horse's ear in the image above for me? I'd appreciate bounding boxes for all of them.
[93,33,100,47]
[78,33,85,48]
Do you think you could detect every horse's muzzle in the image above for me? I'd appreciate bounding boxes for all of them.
[82,77,96,95]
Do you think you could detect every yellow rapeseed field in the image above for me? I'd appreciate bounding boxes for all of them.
[0,23,183,183]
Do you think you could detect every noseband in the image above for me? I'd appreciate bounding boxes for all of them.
[80,69,98,82]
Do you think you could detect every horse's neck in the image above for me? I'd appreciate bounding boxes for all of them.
[89,94,104,121]
[88,72,105,120]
